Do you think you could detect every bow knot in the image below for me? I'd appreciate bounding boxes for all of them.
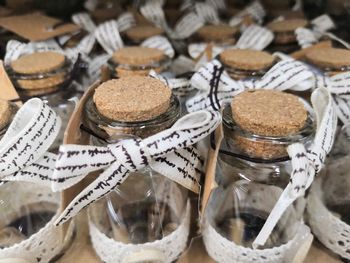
[107,138,149,171]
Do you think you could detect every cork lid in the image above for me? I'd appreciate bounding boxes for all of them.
[11,52,65,74]
[220,49,275,71]
[231,90,307,136]
[305,47,350,69]
[196,25,238,42]
[112,47,165,66]
[0,100,12,130]
[267,19,308,33]
[93,77,172,122]
[125,25,164,42]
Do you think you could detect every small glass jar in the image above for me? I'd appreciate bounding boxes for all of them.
[305,47,350,77]
[204,90,315,260]
[266,19,309,54]
[307,126,350,260]
[84,81,190,259]
[6,52,81,151]
[218,49,277,80]
[108,47,171,78]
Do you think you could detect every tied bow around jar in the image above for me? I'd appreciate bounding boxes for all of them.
[0,98,75,262]
[186,56,338,250]
[50,110,220,262]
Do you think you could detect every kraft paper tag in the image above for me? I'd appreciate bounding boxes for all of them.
[0,13,80,42]
[0,60,21,106]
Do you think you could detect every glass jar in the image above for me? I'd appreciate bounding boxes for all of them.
[84,89,190,254]
[204,91,315,258]
[307,126,350,260]
[108,47,172,78]
[6,53,81,152]
[218,49,277,80]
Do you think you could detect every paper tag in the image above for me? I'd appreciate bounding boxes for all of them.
[0,13,80,42]
[72,12,96,33]
[141,36,175,58]
[311,14,336,32]
[116,12,136,32]
[195,2,220,25]
[173,12,205,39]
[0,61,21,104]
[94,20,124,55]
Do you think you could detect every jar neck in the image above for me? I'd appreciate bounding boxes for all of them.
[83,94,180,144]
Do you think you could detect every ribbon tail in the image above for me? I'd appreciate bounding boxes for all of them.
[55,162,130,226]
[253,184,295,249]
[150,147,203,193]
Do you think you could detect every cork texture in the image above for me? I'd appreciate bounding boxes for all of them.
[220,49,275,71]
[267,19,308,33]
[196,25,238,42]
[305,47,350,69]
[0,100,12,130]
[93,77,171,122]
[11,52,65,74]
[125,25,164,42]
[232,90,307,136]
[112,47,165,66]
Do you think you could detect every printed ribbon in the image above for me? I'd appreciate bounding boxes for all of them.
[186,58,314,112]
[0,98,62,186]
[52,110,221,225]
[296,14,350,49]
[253,87,337,247]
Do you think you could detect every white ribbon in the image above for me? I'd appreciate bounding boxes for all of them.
[296,14,350,49]
[186,58,314,112]
[52,110,221,225]
[194,2,221,25]
[229,1,266,27]
[253,87,337,248]
[0,98,75,262]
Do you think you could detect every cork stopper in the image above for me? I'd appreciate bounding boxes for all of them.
[232,90,307,137]
[0,100,12,130]
[220,49,275,71]
[112,47,165,66]
[93,77,172,122]
[125,25,164,42]
[196,25,238,43]
[305,47,350,69]
[11,52,65,74]
[267,19,308,33]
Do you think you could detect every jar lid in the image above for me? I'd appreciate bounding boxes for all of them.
[11,52,65,74]
[112,47,165,66]
[220,49,275,71]
[93,77,172,122]
[196,25,238,42]
[267,19,308,33]
[125,25,164,42]
[232,90,307,136]
[0,99,13,131]
[305,47,350,69]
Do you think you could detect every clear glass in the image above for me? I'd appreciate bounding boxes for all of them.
[108,55,171,78]
[208,97,315,249]
[84,91,188,245]
[7,57,80,152]
[322,126,350,224]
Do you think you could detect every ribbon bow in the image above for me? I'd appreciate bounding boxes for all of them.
[186,57,314,112]
[0,98,64,187]
[52,110,221,225]
[254,87,337,247]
